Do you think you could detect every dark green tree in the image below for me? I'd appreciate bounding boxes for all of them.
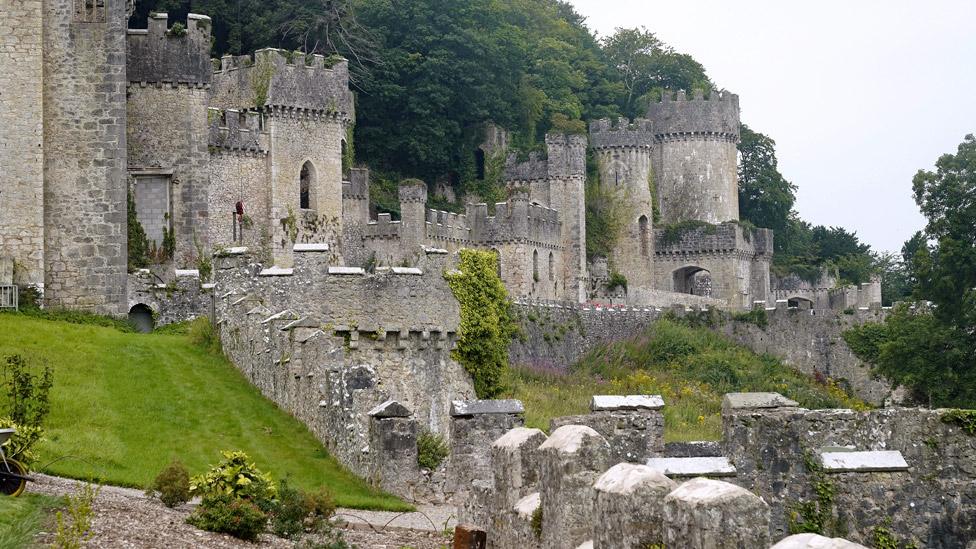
[737,124,796,235]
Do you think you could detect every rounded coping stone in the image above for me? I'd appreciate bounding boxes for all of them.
[593,463,676,495]
[576,542,594,549]
[770,533,869,549]
[514,492,540,518]
[665,477,760,505]
[538,425,604,454]
[492,427,547,449]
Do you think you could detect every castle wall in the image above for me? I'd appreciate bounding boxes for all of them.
[214,248,475,485]
[41,0,129,313]
[0,0,45,287]
[543,134,588,302]
[126,14,212,264]
[208,149,269,254]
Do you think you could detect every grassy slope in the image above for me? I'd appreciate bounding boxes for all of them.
[505,318,867,442]
[0,315,409,511]
[0,493,63,549]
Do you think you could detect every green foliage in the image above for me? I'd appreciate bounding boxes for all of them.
[0,494,63,549]
[0,418,42,467]
[147,459,191,508]
[841,322,888,364]
[251,54,276,109]
[53,483,99,549]
[788,453,841,537]
[606,271,627,292]
[1,354,52,428]
[940,409,976,435]
[445,249,518,398]
[127,189,151,272]
[738,124,796,235]
[508,319,866,441]
[4,307,133,332]
[187,317,222,355]
[166,21,187,37]
[530,505,543,539]
[269,478,336,539]
[732,308,768,329]
[660,220,716,246]
[416,431,449,470]
[187,493,268,541]
[585,152,626,261]
[189,450,277,511]
[870,521,918,549]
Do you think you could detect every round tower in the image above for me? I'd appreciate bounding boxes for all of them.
[648,89,740,224]
[589,118,656,299]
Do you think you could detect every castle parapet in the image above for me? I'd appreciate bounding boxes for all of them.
[207,108,268,153]
[647,89,740,140]
[127,13,212,86]
[655,222,772,255]
[211,48,354,119]
[589,118,655,149]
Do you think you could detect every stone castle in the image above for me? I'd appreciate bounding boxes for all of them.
[1,4,876,318]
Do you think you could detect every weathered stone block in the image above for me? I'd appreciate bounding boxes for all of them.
[817,450,908,473]
[592,463,677,549]
[537,425,610,549]
[449,401,524,504]
[721,392,799,413]
[551,408,664,463]
[368,414,419,498]
[663,477,770,548]
[645,456,736,478]
[488,427,547,549]
[590,394,664,411]
[451,399,525,416]
[770,533,869,549]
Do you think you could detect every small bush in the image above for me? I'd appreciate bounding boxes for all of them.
[189,450,276,511]
[417,431,449,470]
[606,271,627,292]
[2,354,53,427]
[530,505,542,539]
[147,460,191,508]
[269,479,337,539]
[53,482,99,549]
[187,317,222,355]
[0,418,43,468]
[187,493,267,542]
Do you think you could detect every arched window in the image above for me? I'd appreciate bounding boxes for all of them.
[300,161,315,209]
[638,215,650,257]
[548,252,555,281]
[532,250,539,283]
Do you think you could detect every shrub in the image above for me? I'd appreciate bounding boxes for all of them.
[147,460,191,508]
[187,493,267,542]
[53,482,99,549]
[1,354,53,427]
[606,271,627,292]
[0,418,43,468]
[417,431,449,470]
[189,450,276,512]
[445,249,518,398]
[187,317,222,355]
[269,479,337,539]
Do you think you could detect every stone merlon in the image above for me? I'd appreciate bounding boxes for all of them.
[127,13,213,86]
[647,89,740,139]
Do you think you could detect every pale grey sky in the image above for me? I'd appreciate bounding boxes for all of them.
[568,0,976,253]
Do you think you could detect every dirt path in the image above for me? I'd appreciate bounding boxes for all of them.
[27,475,452,548]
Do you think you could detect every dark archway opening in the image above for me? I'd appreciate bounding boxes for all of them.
[672,266,712,297]
[128,304,155,333]
[788,297,814,310]
[474,149,486,180]
[300,161,314,209]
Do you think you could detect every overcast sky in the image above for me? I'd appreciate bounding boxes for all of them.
[568,0,976,253]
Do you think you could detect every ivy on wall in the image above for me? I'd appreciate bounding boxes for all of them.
[445,249,518,398]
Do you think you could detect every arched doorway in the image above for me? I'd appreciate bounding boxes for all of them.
[672,266,712,297]
[788,296,814,310]
[128,304,155,333]
[638,215,650,256]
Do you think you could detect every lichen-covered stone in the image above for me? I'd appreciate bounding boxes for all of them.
[537,425,610,549]
[550,407,664,463]
[663,477,770,549]
[592,463,677,549]
[488,428,547,549]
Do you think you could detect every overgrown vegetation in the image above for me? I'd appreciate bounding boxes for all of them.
[506,319,866,441]
[0,493,63,549]
[732,308,768,329]
[0,315,409,511]
[53,482,99,549]
[127,189,151,272]
[416,431,450,470]
[788,453,842,537]
[660,220,716,246]
[445,249,519,398]
[0,354,52,467]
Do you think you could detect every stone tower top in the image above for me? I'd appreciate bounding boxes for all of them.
[588,118,655,150]
[127,13,213,86]
[647,89,740,140]
[544,132,587,179]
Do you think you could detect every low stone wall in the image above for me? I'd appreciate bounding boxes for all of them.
[509,300,896,405]
[127,269,213,327]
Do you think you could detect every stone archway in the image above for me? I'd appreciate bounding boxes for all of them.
[672,266,712,297]
[128,303,155,333]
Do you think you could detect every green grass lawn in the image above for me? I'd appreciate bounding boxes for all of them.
[0,314,409,511]
[0,493,63,549]
[505,318,868,442]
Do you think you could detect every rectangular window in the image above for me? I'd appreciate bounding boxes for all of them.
[74,0,107,23]
[133,176,172,250]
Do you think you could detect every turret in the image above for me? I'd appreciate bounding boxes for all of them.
[544,133,588,303]
[127,13,212,86]
[398,179,428,256]
[588,118,656,302]
[648,89,741,224]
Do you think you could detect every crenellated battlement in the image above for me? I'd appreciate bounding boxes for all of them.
[341,168,370,200]
[544,132,588,179]
[654,222,773,256]
[646,89,740,139]
[588,118,655,149]
[127,13,212,86]
[210,48,354,118]
[207,107,268,153]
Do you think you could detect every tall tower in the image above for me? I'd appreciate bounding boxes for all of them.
[589,118,656,302]
[648,89,740,224]
[545,133,588,303]
[42,0,131,313]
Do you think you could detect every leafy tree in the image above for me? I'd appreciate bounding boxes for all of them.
[737,124,796,235]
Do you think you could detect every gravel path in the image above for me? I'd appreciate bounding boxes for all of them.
[26,475,453,549]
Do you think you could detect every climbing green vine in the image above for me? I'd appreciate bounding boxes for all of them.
[940,409,976,435]
[445,249,518,398]
[788,452,842,537]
